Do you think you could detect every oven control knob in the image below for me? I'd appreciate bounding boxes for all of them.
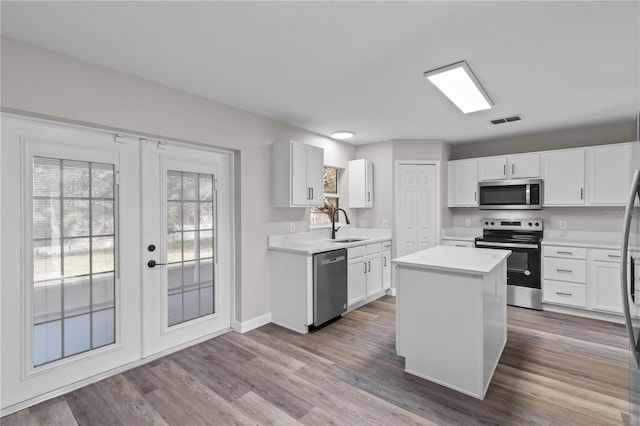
[535,222,540,226]
[490,221,495,225]
[484,221,489,225]
[528,222,533,226]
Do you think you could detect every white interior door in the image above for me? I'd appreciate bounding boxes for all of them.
[396,163,437,257]
[141,141,232,357]
[1,116,142,411]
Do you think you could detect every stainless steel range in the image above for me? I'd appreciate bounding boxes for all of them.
[475,218,543,310]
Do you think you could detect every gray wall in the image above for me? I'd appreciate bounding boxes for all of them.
[0,37,357,323]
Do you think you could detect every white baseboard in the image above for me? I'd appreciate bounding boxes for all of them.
[542,303,624,324]
[232,312,272,333]
[388,288,397,296]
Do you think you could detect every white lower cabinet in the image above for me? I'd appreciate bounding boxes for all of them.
[543,245,623,316]
[441,239,474,248]
[590,249,623,314]
[382,240,392,290]
[348,243,385,310]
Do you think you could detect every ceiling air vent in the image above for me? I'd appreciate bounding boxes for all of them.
[490,114,522,125]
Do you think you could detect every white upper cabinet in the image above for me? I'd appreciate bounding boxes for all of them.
[478,156,507,180]
[478,153,540,181]
[586,143,633,205]
[272,140,324,207]
[348,159,373,208]
[448,159,478,207]
[541,148,585,206]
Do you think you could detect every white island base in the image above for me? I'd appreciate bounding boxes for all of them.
[393,246,510,400]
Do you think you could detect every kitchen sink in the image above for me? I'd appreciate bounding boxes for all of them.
[329,238,367,243]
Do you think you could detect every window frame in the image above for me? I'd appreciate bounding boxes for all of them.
[309,166,347,229]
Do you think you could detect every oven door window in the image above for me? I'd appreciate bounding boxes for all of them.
[480,185,527,206]
[506,248,540,289]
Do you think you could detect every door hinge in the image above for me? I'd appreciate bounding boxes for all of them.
[114,134,126,144]
[115,170,121,185]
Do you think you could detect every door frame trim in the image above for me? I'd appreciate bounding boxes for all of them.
[394,160,441,258]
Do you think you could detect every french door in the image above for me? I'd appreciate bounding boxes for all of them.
[141,140,231,357]
[1,115,232,414]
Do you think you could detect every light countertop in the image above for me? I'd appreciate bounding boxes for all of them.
[392,245,511,276]
[268,228,392,255]
[441,227,482,242]
[542,230,622,250]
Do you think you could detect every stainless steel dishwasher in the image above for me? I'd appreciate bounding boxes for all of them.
[313,248,348,327]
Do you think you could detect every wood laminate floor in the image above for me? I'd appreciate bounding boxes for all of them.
[2,296,630,425]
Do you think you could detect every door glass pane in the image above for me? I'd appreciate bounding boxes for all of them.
[166,170,216,327]
[32,157,116,367]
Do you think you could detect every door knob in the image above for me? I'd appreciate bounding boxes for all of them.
[147,260,166,268]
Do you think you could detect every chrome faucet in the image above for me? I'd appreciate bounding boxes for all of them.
[331,208,351,239]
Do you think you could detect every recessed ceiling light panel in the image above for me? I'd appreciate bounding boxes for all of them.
[424,61,493,114]
[331,131,355,140]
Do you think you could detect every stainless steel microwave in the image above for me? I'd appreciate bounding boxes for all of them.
[478,178,543,210]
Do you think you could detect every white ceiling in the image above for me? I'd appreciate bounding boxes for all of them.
[1,1,639,145]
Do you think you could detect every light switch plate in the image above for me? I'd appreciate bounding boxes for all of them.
[289,222,295,233]
[465,219,471,227]
[382,219,388,228]
[559,220,567,230]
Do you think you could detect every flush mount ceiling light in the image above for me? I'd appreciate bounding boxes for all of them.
[424,61,493,114]
[331,131,355,140]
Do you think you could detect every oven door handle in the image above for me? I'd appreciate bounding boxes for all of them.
[475,241,539,249]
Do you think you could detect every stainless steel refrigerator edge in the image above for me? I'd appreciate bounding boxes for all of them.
[621,112,640,425]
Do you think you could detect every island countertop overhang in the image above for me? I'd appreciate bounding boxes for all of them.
[392,245,511,276]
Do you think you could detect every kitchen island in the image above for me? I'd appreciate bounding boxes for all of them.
[393,245,510,400]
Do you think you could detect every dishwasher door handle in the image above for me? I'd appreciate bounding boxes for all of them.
[320,256,345,265]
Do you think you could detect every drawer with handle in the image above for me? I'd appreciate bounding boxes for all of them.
[543,280,587,308]
[591,248,622,263]
[543,257,587,283]
[543,246,587,260]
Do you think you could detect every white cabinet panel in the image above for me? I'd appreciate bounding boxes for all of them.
[347,257,366,308]
[448,159,478,207]
[478,154,539,181]
[366,253,383,298]
[478,156,507,181]
[543,257,587,283]
[382,243,392,291]
[542,149,585,205]
[586,143,633,205]
[348,159,373,208]
[590,262,623,313]
[272,140,324,207]
[441,240,474,248]
[543,280,587,308]
[510,153,540,179]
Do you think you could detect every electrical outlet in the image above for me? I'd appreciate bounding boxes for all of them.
[382,219,389,228]
[289,222,295,233]
[559,220,567,230]
[359,219,368,228]
[465,219,471,227]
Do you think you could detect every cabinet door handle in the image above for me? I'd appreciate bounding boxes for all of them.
[580,188,584,200]
[503,165,506,176]
[474,191,477,201]
[557,251,573,255]
[367,192,371,202]
[383,256,387,267]
[608,254,621,258]
[310,187,314,200]
[556,291,573,296]
[512,164,515,175]
[455,244,466,247]
[364,263,367,274]
[556,268,573,273]
[368,261,371,272]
